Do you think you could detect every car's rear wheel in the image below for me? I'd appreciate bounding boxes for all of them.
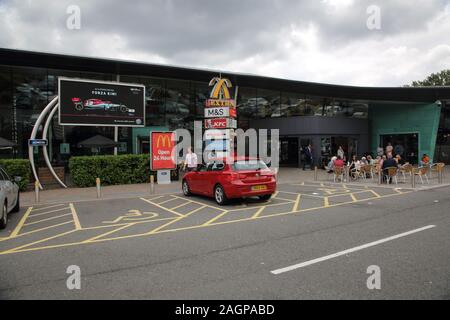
[259,194,272,201]
[0,203,7,229]
[12,192,20,213]
[182,180,191,196]
[75,103,84,111]
[120,105,127,112]
[214,185,228,205]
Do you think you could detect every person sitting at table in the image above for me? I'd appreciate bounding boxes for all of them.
[394,154,404,166]
[382,154,397,183]
[420,154,430,166]
[348,155,361,179]
[334,155,344,168]
[367,155,375,165]
[360,156,368,166]
[326,156,337,173]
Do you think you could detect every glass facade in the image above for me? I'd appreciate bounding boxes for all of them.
[435,102,450,163]
[0,60,445,169]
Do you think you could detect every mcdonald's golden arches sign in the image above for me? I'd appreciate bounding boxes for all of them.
[150,131,176,170]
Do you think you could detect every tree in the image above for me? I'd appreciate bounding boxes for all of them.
[410,69,450,86]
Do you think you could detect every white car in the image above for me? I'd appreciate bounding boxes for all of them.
[0,166,20,229]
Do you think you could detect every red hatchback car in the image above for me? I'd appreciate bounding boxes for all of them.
[182,158,276,205]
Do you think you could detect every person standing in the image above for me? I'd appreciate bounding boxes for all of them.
[386,143,393,157]
[184,147,198,172]
[337,146,345,161]
[303,144,313,170]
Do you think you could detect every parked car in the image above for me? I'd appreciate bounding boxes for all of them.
[182,157,276,205]
[0,166,20,229]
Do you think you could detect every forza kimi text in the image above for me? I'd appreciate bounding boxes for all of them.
[175,304,275,317]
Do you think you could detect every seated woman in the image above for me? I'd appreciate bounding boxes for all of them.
[326,156,337,173]
[334,155,344,168]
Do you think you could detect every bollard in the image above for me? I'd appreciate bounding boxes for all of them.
[314,166,318,181]
[34,180,40,203]
[411,168,416,188]
[150,175,155,194]
[96,177,101,198]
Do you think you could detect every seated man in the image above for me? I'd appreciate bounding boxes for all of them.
[420,154,430,167]
[382,154,397,183]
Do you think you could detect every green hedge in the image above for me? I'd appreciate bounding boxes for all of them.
[69,154,153,187]
[0,159,31,191]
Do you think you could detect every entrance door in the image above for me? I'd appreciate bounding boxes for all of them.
[139,138,150,154]
[279,137,299,167]
[381,133,418,164]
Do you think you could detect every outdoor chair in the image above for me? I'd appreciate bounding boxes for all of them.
[399,163,413,183]
[360,164,374,180]
[414,166,430,184]
[333,167,344,183]
[430,163,445,179]
[383,166,399,185]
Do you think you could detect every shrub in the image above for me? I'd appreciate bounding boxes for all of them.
[0,159,31,191]
[69,154,154,187]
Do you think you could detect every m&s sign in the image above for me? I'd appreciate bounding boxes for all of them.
[150,132,176,170]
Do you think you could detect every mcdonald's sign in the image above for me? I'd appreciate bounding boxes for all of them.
[150,131,176,170]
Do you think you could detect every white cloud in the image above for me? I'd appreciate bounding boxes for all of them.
[0,0,449,86]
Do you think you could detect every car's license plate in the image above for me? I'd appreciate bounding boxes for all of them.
[252,185,267,191]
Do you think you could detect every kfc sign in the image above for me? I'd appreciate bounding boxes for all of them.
[150,132,176,170]
[204,118,237,129]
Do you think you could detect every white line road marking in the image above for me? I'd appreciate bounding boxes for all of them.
[270,225,436,275]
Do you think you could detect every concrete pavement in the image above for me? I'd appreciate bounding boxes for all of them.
[0,180,448,299]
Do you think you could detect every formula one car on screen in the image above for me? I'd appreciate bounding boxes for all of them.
[71,98,135,113]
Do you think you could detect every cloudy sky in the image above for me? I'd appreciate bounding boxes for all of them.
[1,0,449,86]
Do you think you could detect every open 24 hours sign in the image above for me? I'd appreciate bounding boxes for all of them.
[150,132,176,170]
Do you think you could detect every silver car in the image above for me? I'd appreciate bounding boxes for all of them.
[0,166,20,229]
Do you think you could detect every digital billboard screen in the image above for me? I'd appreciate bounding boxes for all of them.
[58,78,145,127]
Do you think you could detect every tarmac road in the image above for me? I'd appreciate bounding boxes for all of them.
[0,182,448,299]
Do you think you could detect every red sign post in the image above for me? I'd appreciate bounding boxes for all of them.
[150,131,176,170]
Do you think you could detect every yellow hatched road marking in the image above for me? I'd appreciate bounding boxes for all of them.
[0,190,412,255]
[146,205,206,234]
[370,190,381,198]
[350,193,358,202]
[251,206,266,219]
[23,213,72,226]
[204,210,231,225]
[292,194,301,212]
[155,197,179,205]
[171,195,228,212]
[169,202,190,211]
[15,221,73,238]
[0,230,77,255]
[324,197,330,207]
[83,224,135,243]
[69,203,82,230]
[10,206,33,238]
[29,206,70,218]
[140,197,185,217]
[30,203,65,212]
